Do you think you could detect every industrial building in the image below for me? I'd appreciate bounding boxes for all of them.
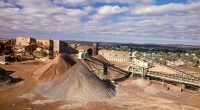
[16,37,36,46]
[53,40,77,56]
[75,45,92,59]
[0,38,15,54]
[75,43,99,59]
[98,50,131,62]
[37,39,53,51]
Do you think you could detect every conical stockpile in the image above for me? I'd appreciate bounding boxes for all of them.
[36,62,115,101]
[33,53,76,81]
[0,67,12,82]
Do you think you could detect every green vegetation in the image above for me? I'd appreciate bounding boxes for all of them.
[99,44,200,68]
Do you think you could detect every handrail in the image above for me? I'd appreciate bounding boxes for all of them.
[147,72,200,86]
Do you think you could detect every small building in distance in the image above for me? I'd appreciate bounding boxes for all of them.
[37,39,53,50]
[31,39,54,58]
[53,40,77,56]
[74,43,99,59]
[36,39,53,53]
[15,37,36,53]
[16,37,36,46]
[98,50,131,62]
[0,38,15,54]
[0,38,15,46]
[75,45,92,59]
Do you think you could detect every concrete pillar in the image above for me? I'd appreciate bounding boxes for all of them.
[162,79,165,86]
[141,68,145,78]
[180,84,185,92]
[103,64,108,75]
[167,84,170,90]
[130,66,134,78]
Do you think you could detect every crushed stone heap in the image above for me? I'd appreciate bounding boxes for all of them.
[0,68,12,83]
[33,53,76,81]
[0,68,22,88]
[36,62,115,101]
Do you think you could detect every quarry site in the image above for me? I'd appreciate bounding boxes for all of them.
[1,0,200,109]
[1,37,200,110]
[1,53,200,110]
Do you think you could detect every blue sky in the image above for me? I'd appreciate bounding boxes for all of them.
[0,0,200,45]
[156,0,187,5]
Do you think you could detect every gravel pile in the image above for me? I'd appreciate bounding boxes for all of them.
[0,68,22,88]
[36,61,115,101]
[33,53,76,81]
[0,68,12,83]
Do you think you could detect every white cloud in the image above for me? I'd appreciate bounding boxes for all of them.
[64,6,94,17]
[53,0,155,6]
[0,1,15,8]
[132,2,200,15]
[65,8,91,17]
[187,0,200,3]
[53,0,87,5]
[97,5,129,16]
[84,6,94,12]
[100,0,154,4]
[90,5,129,21]
[0,0,200,44]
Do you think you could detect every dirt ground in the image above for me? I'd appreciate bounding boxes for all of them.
[1,62,200,110]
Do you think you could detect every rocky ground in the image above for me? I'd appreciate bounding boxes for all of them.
[1,62,200,110]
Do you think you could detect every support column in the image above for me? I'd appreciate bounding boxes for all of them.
[180,83,185,92]
[162,79,165,86]
[141,68,145,78]
[167,84,170,90]
[103,64,108,75]
[131,66,134,78]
